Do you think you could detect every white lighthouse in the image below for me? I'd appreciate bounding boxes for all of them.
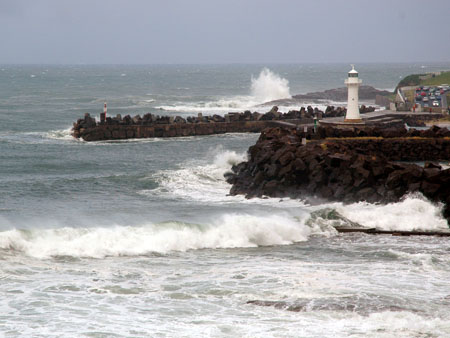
[344,65,362,123]
[100,102,107,123]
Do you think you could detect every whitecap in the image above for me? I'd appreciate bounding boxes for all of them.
[336,193,448,232]
[0,213,311,259]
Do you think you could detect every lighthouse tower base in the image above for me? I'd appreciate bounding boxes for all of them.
[344,118,364,123]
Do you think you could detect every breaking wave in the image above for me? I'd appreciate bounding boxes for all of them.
[0,213,311,259]
[337,193,448,232]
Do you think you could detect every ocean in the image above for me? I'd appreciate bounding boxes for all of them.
[1,63,450,337]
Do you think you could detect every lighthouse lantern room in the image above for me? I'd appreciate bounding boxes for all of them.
[344,65,363,123]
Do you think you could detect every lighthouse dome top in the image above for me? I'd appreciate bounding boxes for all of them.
[348,64,358,77]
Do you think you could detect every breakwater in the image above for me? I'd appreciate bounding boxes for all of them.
[71,105,378,141]
[226,125,450,224]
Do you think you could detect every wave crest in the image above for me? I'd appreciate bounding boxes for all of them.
[0,213,311,259]
[337,193,448,232]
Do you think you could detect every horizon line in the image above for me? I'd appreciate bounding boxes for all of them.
[1,61,450,67]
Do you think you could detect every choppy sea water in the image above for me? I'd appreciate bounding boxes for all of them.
[1,63,450,337]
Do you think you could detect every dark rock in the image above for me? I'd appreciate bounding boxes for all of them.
[279,152,295,166]
[420,181,441,196]
[264,163,280,179]
[225,125,450,225]
[292,158,306,172]
[424,162,442,170]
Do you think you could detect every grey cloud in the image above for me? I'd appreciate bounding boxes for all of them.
[0,0,449,64]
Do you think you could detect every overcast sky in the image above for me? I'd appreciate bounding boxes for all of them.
[1,0,449,64]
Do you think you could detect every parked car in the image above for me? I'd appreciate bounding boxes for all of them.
[432,100,440,107]
[421,91,427,96]
[424,103,429,108]
[423,97,429,102]
[436,95,441,100]
[415,96,422,101]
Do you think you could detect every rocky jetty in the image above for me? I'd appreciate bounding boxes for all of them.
[265,86,391,106]
[226,125,450,224]
[294,86,391,101]
[72,105,375,141]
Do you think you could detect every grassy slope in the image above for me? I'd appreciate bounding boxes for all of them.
[396,71,450,91]
[423,72,450,86]
[396,74,422,89]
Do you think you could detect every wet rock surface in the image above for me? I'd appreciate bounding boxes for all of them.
[226,125,450,224]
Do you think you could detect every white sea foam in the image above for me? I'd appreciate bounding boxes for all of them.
[155,96,259,114]
[44,127,75,141]
[337,193,449,231]
[386,249,449,271]
[350,311,450,337]
[0,213,311,259]
[0,128,78,144]
[147,147,306,209]
[149,148,247,202]
[142,99,155,103]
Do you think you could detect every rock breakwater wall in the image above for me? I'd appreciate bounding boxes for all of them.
[73,119,301,142]
[72,105,377,141]
[226,125,450,223]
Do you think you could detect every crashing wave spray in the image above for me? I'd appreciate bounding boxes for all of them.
[251,68,291,103]
[156,68,293,113]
